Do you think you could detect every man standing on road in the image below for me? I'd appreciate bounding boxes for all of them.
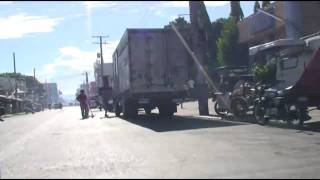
[76,90,89,119]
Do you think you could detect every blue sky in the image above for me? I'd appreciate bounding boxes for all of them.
[0,1,255,96]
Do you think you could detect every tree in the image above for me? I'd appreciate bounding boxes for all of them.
[230,1,244,22]
[254,1,261,13]
[164,17,190,30]
[211,18,228,66]
[216,17,239,66]
[252,58,277,84]
[262,1,271,9]
[216,17,249,67]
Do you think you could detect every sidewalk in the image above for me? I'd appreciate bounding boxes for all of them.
[2,112,29,119]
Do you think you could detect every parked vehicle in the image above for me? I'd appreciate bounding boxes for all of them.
[253,83,310,128]
[24,103,35,114]
[0,105,6,117]
[212,66,254,117]
[112,29,191,118]
[249,35,320,127]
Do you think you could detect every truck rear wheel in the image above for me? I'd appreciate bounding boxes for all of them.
[144,107,152,115]
[158,103,175,118]
[123,99,138,119]
[115,103,121,117]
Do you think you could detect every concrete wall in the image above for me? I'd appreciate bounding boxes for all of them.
[238,1,320,45]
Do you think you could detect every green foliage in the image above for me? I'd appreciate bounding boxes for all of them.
[251,59,277,83]
[262,1,271,9]
[216,17,239,67]
[211,18,228,41]
[254,1,261,13]
[164,17,190,30]
[0,72,22,77]
[230,1,244,22]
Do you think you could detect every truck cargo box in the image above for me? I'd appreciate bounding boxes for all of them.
[112,28,192,98]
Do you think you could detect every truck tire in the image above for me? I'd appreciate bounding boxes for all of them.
[115,103,121,117]
[158,103,175,118]
[123,99,138,119]
[144,107,152,115]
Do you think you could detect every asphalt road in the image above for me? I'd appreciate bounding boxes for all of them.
[1,102,320,178]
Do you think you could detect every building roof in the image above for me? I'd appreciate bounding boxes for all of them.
[249,38,306,56]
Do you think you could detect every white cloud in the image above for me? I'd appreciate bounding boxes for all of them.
[39,40,119,80]
[169,15,179,21]
[205,1,229,7]
[162,1,229,8]
[0,13,62,39]
[84,1,117,15]
[84,1,117,39]
[38,40,119,95]
[154,10,164,17]
[0,1,12,5]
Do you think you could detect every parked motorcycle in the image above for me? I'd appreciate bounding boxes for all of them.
[253,83,310,129]
[0,106,6,120]
[214,91,248,117]
[214,81,253,117]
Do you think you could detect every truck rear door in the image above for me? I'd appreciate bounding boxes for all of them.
[130,31,167,89]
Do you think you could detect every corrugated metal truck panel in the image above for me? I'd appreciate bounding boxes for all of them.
[113,28,190,96]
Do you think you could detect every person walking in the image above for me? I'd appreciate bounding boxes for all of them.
[76,90,89,119]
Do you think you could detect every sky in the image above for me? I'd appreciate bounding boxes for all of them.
[0,1,256,97]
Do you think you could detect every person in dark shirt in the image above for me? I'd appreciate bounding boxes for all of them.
[76,90,89,119]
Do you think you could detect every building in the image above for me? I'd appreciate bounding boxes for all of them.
[94,60,113,89]
[44,83,59,105]
[238,1,320,47]
[89,81,97,97]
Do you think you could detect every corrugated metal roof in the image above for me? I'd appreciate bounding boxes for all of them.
[249,38,306,56]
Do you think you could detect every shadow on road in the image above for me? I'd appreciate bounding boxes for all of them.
[210,114,320,134]
[119,113,248,132]
[300,121,320,133]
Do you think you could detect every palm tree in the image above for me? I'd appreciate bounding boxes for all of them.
[254,1,261,13]
[262,1,271,9]
[230,1,244,22]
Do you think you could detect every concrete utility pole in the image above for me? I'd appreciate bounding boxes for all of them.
[85,71,89,95]
[13,53,17,98]
[13,52,18,113]
[33,68,36,79]
[92,35,109,87]
[189,1,209,115]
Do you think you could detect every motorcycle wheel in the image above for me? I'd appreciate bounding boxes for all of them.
[254,103,268,125]
[214,101,228,117]
[231,97,248,117]
[290,108,306,129]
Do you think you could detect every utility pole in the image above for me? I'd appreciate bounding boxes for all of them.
[85,71,89,95]
[13,52,18,113]
[92,35,109,87]
[13,53,17,98]
[33,68,36,79]
[189,1,209,115]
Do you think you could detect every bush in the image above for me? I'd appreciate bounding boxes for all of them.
[252,59,277,84]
